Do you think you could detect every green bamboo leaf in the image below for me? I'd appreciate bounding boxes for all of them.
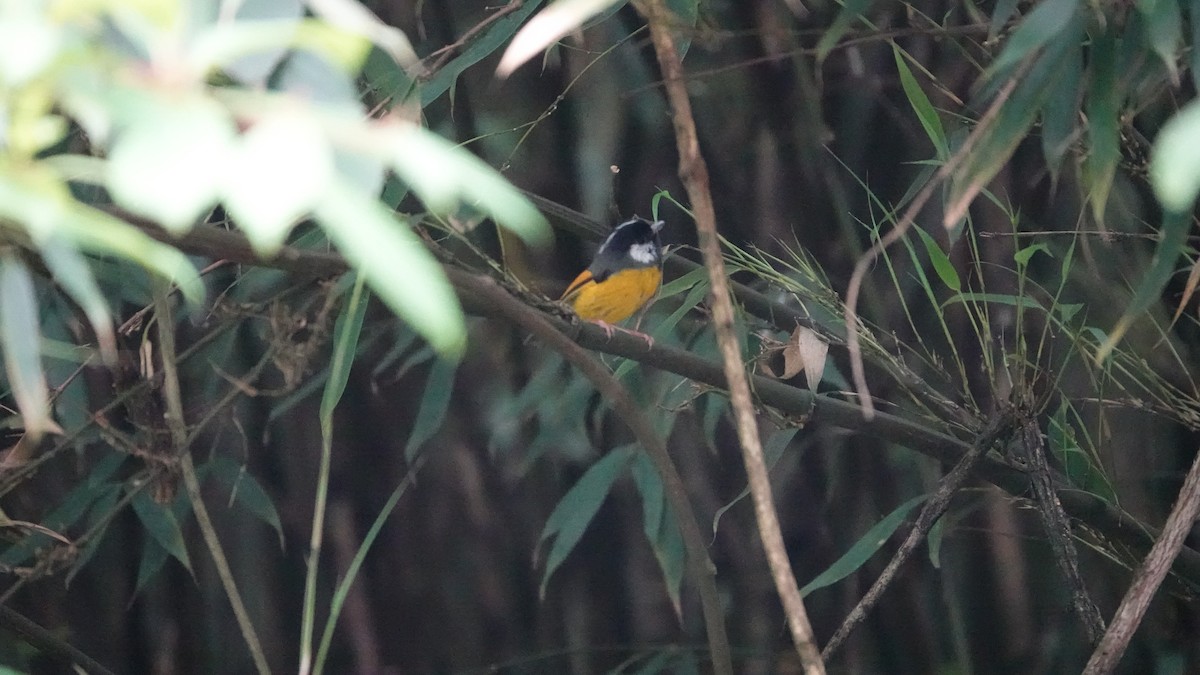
[927,515,946,569]
[942,292,1044,312]
[1150,98,1200,212]
[37,236,116,363]
[893,46,947,158]
[315,181,466,357]
[985,0,1080,78]
[1138,0,1182,83]
[66,483,122,586]
[538,447,633,597]
[1013,243,1051,267]
[801,494,928,596]
[1096,209,1190,362]
[631,451,684,613]
[0,256,56,439]
[321,273,368,437]
[134,539,171,596]
[207,456,286,549]
[948,18,1082,230]
[1084,29,1119,222]
[914,226,960,291]
[404,357,458,462]
[630,450,664,537]
[132,491,192,573]
[816,0,875,62]
[418,1,545,106]
[1040,41,1082,178]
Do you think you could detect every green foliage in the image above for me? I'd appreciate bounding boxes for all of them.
[0,0,550,436]
[404,357,459,461]
[800,495,928,597]
[538,447,634,597]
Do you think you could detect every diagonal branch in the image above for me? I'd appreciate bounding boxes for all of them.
[633,1,825,672]
[452,270,734,675]
[822,412,1017,658]
[1083,445,1200,674]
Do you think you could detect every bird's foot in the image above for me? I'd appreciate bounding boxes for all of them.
[591,320,655,349]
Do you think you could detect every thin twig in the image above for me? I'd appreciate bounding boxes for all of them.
[152,283,272,675]
[822,412,1016,658]
[844,61,1028,419]
[450,269,734,675]
[1082,445,1200,674]
[634,1,824,672]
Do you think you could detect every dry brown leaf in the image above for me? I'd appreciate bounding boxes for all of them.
[784,325,829,391]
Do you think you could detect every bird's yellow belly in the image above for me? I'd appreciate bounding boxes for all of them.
[569,267,662,323]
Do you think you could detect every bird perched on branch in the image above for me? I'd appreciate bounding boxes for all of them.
[560,216,664,341]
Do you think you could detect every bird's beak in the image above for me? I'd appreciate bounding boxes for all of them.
[651,220,665,233]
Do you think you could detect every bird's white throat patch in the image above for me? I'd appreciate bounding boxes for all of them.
[629,241,658,264]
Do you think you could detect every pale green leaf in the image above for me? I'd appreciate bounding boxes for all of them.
[224,110,335,254]
[107,95,236,232]
[385,124,549,245]
[496,0,625,77]
[0,3,62,87]
[0,256,55,439]
[306,0,418,68]
[192,0,303,84]
[315,181,466,356]
[1150,98,1200,212]
[37,236,116,363]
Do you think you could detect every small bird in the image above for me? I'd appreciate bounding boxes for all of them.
[561,216,664,338]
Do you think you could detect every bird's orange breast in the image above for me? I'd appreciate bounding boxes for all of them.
[561,267,662,324]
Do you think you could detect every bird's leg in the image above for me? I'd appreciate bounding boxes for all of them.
[590,320,655,349]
